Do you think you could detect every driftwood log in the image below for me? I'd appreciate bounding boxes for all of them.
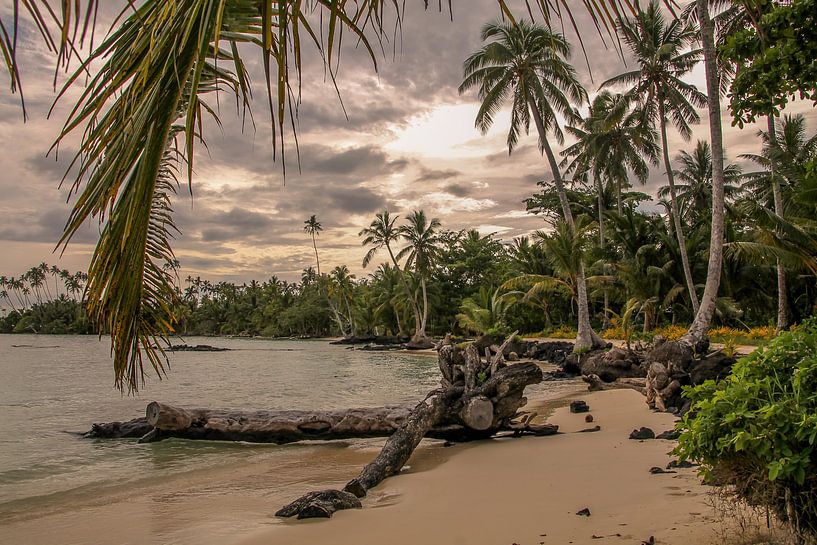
[84,334,556,519]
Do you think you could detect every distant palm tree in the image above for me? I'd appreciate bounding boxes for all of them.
[457,286,514,336]
[657,140,743,222]
[303,215,323,276]
[602,0,705,316]
[460,20,605,352]
[360,211,422,340]
[562,91,659,216]
[397,210,442,342]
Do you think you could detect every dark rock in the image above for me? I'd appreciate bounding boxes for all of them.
[578,425,601,433]
[649,466,676,474]
[656,429,681,440]
[585,414,594,423]
[689,353,736,385]
[170,344,229,352]
[579,348,646,382]
[507,351,519,361]
[629,427,655,440]
[667,459,696,469]
[570,400,590,413]
[530,341,573,366]
[576,507,592,516]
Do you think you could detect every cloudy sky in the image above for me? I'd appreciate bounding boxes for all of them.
[0,1,815,284]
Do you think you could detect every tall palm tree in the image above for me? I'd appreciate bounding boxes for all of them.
[397,210,442,343]
[460,19,604,352]
[562,91,659,216]
[602,0,706,317]
[360,211,422,340]
[303,215,323,276]
[657,140,743,223]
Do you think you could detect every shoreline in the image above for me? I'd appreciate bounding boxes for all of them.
[240,388,722,545]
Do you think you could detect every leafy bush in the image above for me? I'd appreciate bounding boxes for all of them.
[545,324,578,339]
[652,324,687,341]
[677,318,817,540]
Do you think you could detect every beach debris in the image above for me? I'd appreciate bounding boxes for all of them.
[581,374,646,394]
[666,459,695,469]
[629,427,656,440]
[576,507,592,516]
[641,537,655,545]
[578,425,601,433]
[656,429,681,440]
[585,414,594,423]
[570,400,590,413]
[84,333,559,520]
[169,344,229,352]
[649,466,676,474]
[275,490,361,519]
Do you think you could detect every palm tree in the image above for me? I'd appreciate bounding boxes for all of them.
[303,215,323,276]
[460,20,604,352]
[457,287,515,336]
[397,211,442,343]
[3,1,686,390]
[562,91,659,216]
[360,211,422,340]
[657,141,743,223]
[602,0,705,317]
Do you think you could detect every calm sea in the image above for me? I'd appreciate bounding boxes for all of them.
[0,335,442,545]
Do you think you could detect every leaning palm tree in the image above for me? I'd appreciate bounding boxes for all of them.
[303,215,323,276]
[460,19,604,352]
[397,210,442,343]
[602,0,706,317]
[360,211,422,341]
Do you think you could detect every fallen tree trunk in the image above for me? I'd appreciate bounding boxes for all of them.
[85,334,556,519]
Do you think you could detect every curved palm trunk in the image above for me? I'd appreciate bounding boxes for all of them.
[767,115,788,331]
[597,176,610,329]
[684,0,726,345]
[311,234,321,276]
[419,276,429,338]
[528,96,604,352]
[658,100,700,316]
[386,246,423,342]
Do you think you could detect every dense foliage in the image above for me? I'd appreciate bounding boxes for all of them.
[723,0,817,125]
[677,318,817,539]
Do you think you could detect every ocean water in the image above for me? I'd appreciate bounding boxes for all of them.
[0,335,442,544]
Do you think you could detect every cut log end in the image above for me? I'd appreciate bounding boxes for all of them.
[460,396,494,431]
[146,401,193,430]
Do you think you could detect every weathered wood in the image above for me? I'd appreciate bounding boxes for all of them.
[146,401,193,430]
[460,396,494,431]
[84,335,555,521]
[582,374,647,395]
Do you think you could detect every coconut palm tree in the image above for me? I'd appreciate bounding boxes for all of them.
[562,91,659,216]
[657,140,743,223]
[303,215,323,276]
[460,19,605,352]
[602,0,705,317]
[360,211,422,340]
[2,1,679,390]
[397,210,442,343]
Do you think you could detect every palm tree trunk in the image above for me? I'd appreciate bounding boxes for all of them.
[767,115,788,331]
[386,246,423,341]
[311,234,321,276]
[658,99,700,317]
[419,276,429,337]
[527,95,604,351]
[684,0,726,345]
[597,176,610,330]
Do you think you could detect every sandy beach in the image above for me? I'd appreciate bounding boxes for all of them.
[240,388,722,545]
[0,365,726,545]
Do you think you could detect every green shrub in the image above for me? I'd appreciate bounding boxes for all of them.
[676,318,817,540]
